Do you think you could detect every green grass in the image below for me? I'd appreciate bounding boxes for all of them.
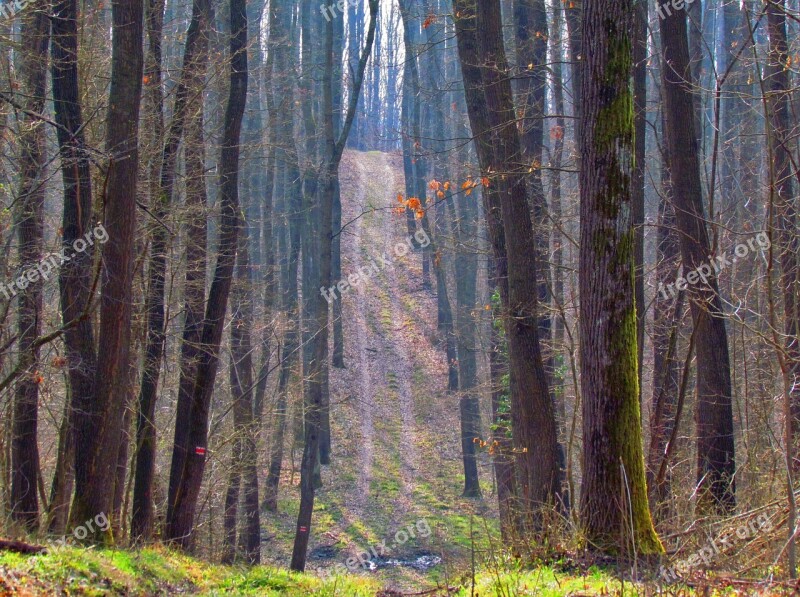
[0,545,382,596]
[457,565,627,597]
[4,545,693,596]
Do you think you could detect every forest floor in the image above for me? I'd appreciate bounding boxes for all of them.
[1,151,796,595]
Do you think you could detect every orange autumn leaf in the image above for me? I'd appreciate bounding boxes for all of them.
[481,176,490,188]
[423,13,436,28]
[443,181,451,191]
[415,210,424,219]
[407,197,421,210]
[437,191,444,199]
[397,193,404,203]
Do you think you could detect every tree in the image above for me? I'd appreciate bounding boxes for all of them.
[132,0,211,543]
[165,0,248,548]
[454,0,563,531]
[578,0,662,555]
[660,0,737,512]
[290,0,379,571]
[10,0,49,531]
[51,0,98,532]
[69,0,144,535]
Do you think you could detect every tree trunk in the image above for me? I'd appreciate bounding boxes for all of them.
[69,0,144,536]
[647,131,683,516]
[765,0,800,468]
[132,0,211,543]
[263,0,302,513]
[660,1,737,513]
[10,0,49,531]
[51,0,98,527]
[578,0,663,556]
[466,0,562,530]
[165,0,247,548]
[290,0,378,570]
[164,68,209,539]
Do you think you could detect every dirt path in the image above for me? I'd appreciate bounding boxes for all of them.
[276,150,495,590]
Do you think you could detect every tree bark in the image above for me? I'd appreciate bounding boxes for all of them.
[578,0,663,555]
[10,0,49,531]
[51,0,98,527]
[69,0,144,535]
[461,0,562,530]
[765,0,800,468]
[660,1,737,513]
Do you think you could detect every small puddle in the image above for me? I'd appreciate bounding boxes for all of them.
[367,553,442,572]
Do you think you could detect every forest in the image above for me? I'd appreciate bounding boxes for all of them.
[0,0,798,594]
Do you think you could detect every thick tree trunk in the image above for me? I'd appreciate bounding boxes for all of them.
[578,0,663,556]
[10,1,49,531]
[165,0,247,548]
[69,0,144,535]
[660,2,736,513]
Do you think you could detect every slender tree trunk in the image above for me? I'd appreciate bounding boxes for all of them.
[765,0,800,467]
[290,0,378,570]
[132,0,211,542]
[47,388,74,534]
[632,0,647,397]
[165,0,247,548]
[331,7,346,369]
[10,0,49,531]
[548,0,570,513]
[263,0,302,512]
[51,0,98,526]
[660,1,737,513]
[463,0,562,530]
[129,0,164,543]
[647,131,683,515]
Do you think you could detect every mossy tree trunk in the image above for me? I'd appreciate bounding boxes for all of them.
[578,0,663,556]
